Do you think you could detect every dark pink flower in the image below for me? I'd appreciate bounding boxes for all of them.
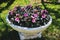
[15,17,20,22]
[31,16,36,23]
[26,5,32,9]
[32,18,36,23]
[33,13,38,18]
[23,13,28,17]
[42,14,47,18]
[41,10,45,14]
[9,10,13,15]
[41,10,48,14]
[45,9,48,14]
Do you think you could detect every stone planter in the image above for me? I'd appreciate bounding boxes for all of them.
[6,15,52,40]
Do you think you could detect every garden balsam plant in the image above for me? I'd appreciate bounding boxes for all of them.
[8,5,49,28]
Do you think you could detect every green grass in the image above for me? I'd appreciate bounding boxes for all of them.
[42,3,60,40]
[0,0,60,40]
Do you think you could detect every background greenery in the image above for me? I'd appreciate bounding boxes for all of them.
[0,0,60,40]
[47,0,57,2]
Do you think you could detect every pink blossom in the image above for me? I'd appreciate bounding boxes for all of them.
[45,10,48,14]
[41,10,45,14]
[32,18,36,23]
[23,13,28,17]
[31,16,36,23]
[15,17,20,22]
[41,10,48,14]
[9,10,13,15]
[42,14,47,18]
[33,13,38,18]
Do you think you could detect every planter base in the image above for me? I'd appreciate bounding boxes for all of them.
[18,32,42,40]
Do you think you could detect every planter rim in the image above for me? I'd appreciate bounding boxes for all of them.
[6,15,52,31]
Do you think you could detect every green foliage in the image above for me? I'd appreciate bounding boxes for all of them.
[47,0,58,2]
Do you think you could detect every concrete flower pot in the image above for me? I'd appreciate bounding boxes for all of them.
[6,15,52,40]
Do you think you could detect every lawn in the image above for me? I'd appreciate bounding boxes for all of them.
[0,0,60,40]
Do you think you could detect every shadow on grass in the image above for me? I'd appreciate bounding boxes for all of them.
[0,0,15,23]
[41,1,60,40]
[0,16,3,22]
[0,30,46,40]
[0,30,20,40]
[0,0,16,40]
[0,0,9,4]
[0,22,7,39]
[44,1,60,5]
[0,0,15,35]
[0,0,15,13]
[41,0,60,26]
[45,6,60,27]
